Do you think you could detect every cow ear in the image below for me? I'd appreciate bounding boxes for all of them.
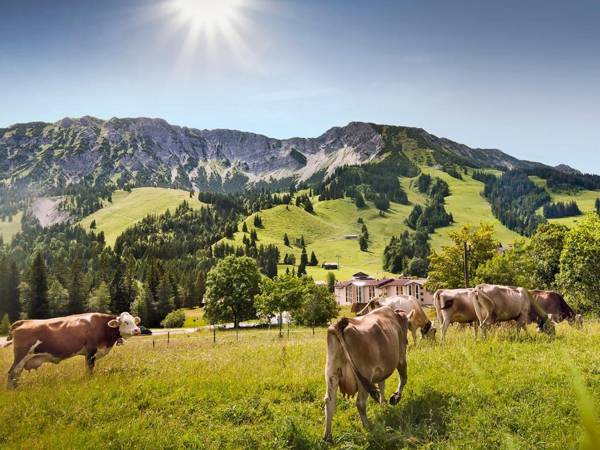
[108,319,120,328]
[134,316,141,325]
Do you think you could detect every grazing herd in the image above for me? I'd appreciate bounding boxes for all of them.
[0,283,584,441]
[323,284,582,440]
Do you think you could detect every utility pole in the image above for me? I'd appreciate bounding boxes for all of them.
[463,241,470,288]
[336,254,340,269]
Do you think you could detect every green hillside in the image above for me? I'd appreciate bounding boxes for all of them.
[222,169,521,280]
[0,212,23,243]
[530,176,599,227]
[79,187,202,246]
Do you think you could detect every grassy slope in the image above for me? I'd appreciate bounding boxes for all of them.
[79,188,202,247]
[0,323,598,449]
[422,168,521,249]
[0,212,23,243]
[222,169,520,280]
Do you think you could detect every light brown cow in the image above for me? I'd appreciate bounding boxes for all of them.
[357,295,436,344]
[5,312,141,389]
[323,306,410,442]
[473,284,554,336]
[433,288,478,339]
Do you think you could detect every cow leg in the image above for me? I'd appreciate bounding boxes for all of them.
[356,385,370,429]
[7,360,23,390]
[86,350,97,375]
[411,326,418,346]
[390,359,408,405]
[7,340,41,389]
[516,315,528,335]
[323,373,338,442]
[473,323,479,338]
[378,381,386,405]
[441,318,451,341]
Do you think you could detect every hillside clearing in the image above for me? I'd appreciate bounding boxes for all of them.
[0,323,598,449]
[79,188,202,246]
[0,212,22,243]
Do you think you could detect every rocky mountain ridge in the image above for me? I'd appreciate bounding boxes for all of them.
[0,116,573,192]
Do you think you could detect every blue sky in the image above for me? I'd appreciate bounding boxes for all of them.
[1,0,599,172]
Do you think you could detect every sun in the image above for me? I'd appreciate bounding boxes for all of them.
[169,0,242,30]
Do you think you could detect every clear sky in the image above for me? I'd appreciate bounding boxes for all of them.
[1,0,599,172]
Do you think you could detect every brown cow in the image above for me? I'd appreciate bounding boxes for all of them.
[5,312,141,389]
[323,307,410,442]
[474,284,554,336]
[433,288,479,339]
[530,290,583,328]
[357,295,436,344]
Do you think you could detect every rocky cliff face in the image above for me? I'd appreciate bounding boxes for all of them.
[0,116,547,192]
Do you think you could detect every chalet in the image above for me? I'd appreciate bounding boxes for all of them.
[334,273,434,308]
[377,278,432,305]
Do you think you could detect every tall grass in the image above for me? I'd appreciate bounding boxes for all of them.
[0,323,599,449]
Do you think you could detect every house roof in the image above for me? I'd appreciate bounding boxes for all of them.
[352,272,372,279]
[377,278,410,287]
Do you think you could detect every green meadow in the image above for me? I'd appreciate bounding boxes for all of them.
[79,187,202,247]
[1,322,599,449]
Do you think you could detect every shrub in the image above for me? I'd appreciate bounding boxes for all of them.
[161,309,186,328]
[0,315,10,335]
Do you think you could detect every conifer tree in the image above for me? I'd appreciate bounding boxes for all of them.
[29,253,49,319]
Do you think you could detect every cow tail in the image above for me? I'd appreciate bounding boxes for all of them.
[334,318,380,403]
[472,287,486,325]
[433,291,443,324]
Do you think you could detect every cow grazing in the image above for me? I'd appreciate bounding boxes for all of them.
[473,284,554,336]
[433,288,479,339]
[530,290,583,328]
[357,295,436,344]
[323,307,410,442]
[5,312,141,389]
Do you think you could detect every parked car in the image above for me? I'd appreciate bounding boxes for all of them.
[139,326,152,336]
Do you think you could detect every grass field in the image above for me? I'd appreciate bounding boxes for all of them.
[1,322,599,449]
[0,212,22,243]
[79,188,202,246]
[221,169,521,280]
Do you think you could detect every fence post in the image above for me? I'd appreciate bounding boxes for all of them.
[167,331,170,345]
[152,339,155,349]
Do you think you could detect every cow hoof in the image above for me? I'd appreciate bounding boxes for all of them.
[389,394,400,405]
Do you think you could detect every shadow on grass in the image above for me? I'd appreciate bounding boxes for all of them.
[366,389,455,449]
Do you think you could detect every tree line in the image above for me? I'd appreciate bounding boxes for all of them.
[473,170,549,236]
[426,216,600,316]
[543,201,582,219]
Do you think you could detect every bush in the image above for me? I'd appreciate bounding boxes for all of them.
[161,309,186,328]
[0,315,10,335]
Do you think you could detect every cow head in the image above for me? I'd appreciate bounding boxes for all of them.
[420,320,437,340]
[108,312,142,338]
[568,314,583,329]
[356,299,381,316]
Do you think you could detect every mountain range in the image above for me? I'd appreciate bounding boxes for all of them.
[0,116,580,192]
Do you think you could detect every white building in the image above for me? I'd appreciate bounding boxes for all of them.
[334,272,433,310]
